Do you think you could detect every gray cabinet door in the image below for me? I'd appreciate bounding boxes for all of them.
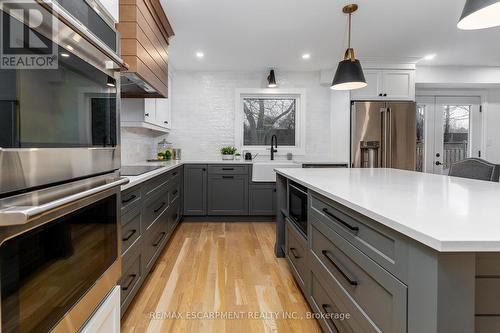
[249,184,276,215]
[207,175,248,215]
[183,164,207,215]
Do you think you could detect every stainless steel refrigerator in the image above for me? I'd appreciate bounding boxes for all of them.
[351,101,417,170]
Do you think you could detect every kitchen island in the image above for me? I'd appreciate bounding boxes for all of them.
[275,168,500,333]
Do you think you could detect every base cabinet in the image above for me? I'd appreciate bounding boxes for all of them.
[249,184,276,215]
[207,174,248,215]
[119,166,183,315]
[183,165,207,215]
[81,286,120,333]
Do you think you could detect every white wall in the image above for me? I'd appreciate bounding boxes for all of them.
[169,70,349,162]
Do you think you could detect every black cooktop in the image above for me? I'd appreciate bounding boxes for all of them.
[120,165,163,176]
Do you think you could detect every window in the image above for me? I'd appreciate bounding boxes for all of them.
[235,89,306,154]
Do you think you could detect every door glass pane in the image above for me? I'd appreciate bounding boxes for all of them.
[416,104,425,172]
[442,105,470,171]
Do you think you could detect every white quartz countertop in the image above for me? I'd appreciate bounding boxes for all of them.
[275,168,500,252]
[120,159,348,190]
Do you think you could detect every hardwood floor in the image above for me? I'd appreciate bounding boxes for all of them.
[121,222,322,333]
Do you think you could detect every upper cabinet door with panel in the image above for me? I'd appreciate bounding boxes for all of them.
[350,70,383,101]
[350,69,415,101]
[382,70,415,101]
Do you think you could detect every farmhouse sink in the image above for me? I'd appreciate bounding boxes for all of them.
[252,161,302,182]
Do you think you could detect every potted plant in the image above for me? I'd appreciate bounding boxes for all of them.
[220,146,237,160]
[234,153,241,161]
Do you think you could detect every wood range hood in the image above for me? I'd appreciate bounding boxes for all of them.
[118,0,174,98]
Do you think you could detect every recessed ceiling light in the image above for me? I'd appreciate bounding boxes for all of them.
[195,52,204,58]
[423,54,436,60]
[60,53,70,58]
[302,53,311,59]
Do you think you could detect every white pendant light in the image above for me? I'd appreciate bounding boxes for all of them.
[458,0,500,30]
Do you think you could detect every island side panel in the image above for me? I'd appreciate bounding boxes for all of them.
[275,174,288,257]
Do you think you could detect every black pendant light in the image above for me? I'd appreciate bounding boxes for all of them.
[331,4,367,91]
[267,69,277,88]
[458,0,500,30]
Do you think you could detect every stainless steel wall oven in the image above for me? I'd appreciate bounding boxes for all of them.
[0,0,127,197]
[0,1,127,332]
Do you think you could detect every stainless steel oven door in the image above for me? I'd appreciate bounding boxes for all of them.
[0,0,127,196]
[0,174,128,333]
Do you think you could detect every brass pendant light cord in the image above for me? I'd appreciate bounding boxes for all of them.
[348,12,351,50]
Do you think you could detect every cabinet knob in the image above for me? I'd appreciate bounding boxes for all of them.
[435,161,442,166]
[378,93,383,97]
[164,121,169,124]
[145,113,150,117]
[383,93,387,97]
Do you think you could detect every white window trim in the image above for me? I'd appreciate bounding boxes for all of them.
[234,88,306,155]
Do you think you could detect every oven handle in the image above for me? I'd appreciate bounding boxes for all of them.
[38,0,128,71]
[0,177,129,226]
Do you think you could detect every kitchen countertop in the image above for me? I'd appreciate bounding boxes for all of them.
[275,167,500,252]
[120,159,348,190]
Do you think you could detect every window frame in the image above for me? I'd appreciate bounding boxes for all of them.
[234,88,306,155]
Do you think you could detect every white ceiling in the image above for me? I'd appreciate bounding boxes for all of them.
[162,0,500,71]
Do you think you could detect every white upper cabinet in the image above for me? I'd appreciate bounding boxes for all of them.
[350,69,415,101]
[96,0,119,23]
[121,97,170,133]
[154,74,172,129]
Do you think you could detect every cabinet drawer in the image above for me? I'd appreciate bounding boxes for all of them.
[169,180,181,204]
[143,221,168,273]
[120,250,142,309]
[476,278,500,314]
[310,216,407,333]
[121,207,141,255]
[208,165,248,175]
[309,270,364,333]
[143,190,169,230]
[143,173,169,199]
[167,167,181,183]
[310,193,408,282]
[168,200,181,233]
[286,219,307,291]
[121,187,141,213]
[476,316,500,333]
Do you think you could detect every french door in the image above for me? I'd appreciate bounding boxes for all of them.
[416,96,482,174]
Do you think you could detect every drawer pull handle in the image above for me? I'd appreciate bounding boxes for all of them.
[154,202,166,213]
[121,274,137,291]
[153,232,166,247]
[222,168,235,171]
[289,247,301,259]
[122,194,137,204]
[321,304,340,331]
[172,172,178,176]
[122,229,137,241]
[222,175,234,179]
[322,250,358,286]
[322,208,359,234]
[172,190,179,196]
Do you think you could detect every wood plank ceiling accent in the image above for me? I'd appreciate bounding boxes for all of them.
[118,0,174,98]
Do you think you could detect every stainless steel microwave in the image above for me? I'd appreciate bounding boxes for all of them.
[0,0,127,197]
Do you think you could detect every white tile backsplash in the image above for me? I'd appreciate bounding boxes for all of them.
[120,127,168,165]
[168,70,335,161]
